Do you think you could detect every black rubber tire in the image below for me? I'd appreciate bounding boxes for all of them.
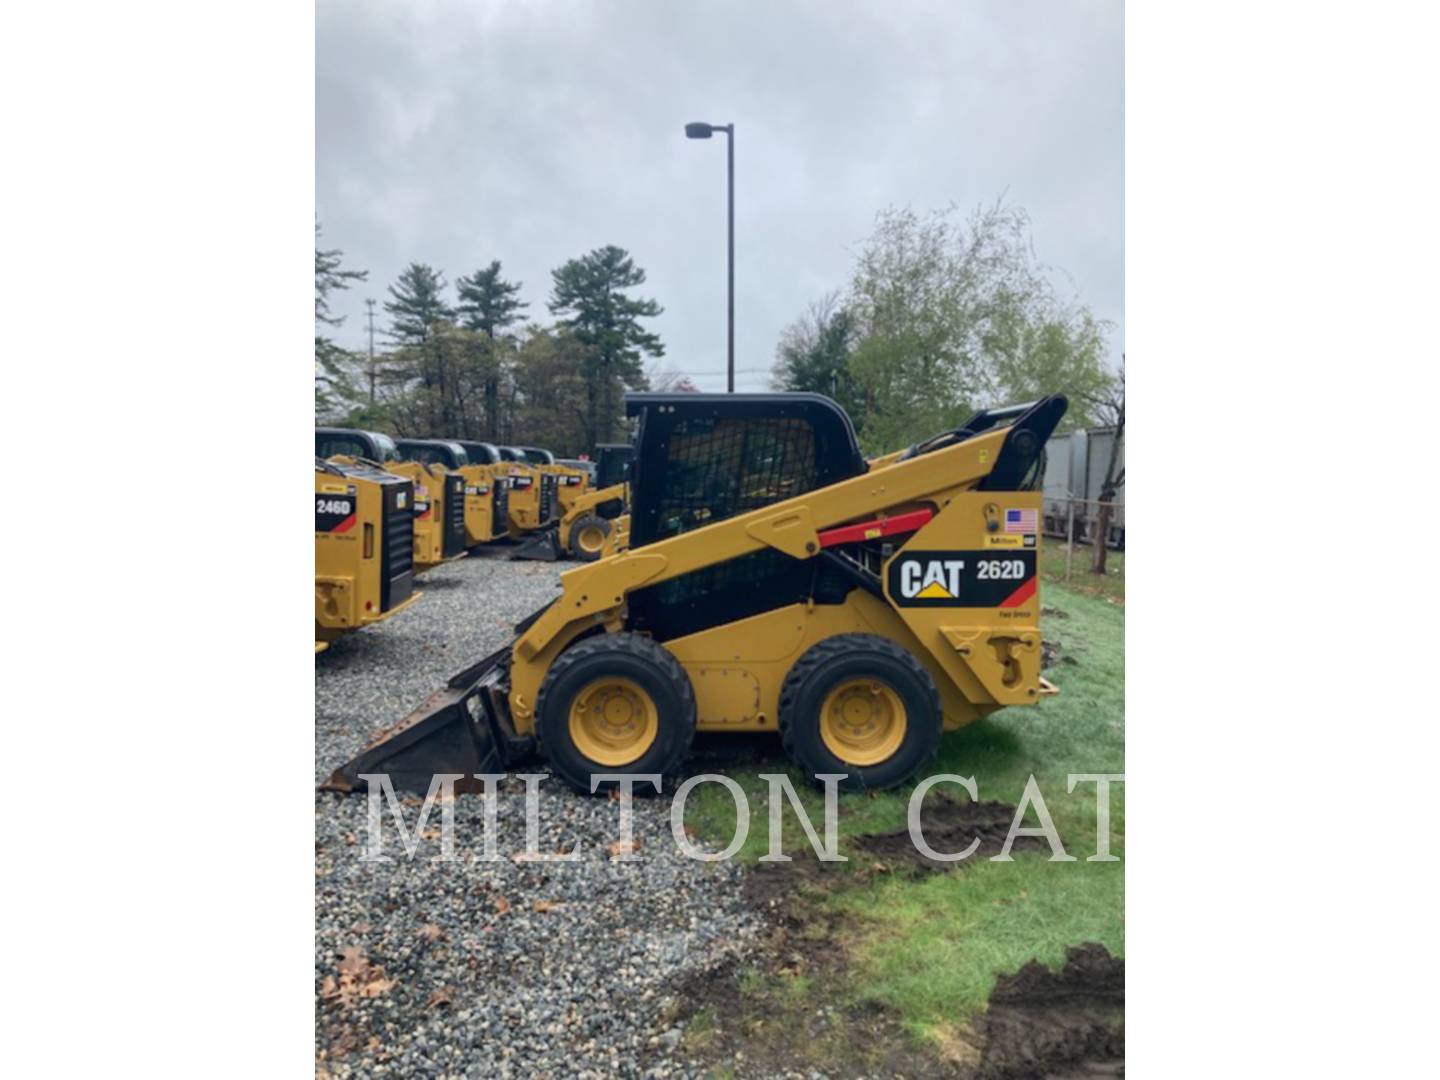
[567,514,611,562]
[778,633,943,792]
[535,633,696,794]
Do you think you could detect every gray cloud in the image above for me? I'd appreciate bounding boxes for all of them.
[318,0,1122,391]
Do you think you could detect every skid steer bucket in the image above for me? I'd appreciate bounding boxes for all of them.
[321,647,514,795]
[507,527,561,561]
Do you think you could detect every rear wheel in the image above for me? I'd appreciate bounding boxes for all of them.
[778,634,943,791]
[535,633,696,793]
[567,515,611,561]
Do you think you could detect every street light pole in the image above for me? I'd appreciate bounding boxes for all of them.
[685,121,735,392]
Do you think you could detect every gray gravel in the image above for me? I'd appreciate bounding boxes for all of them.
[316,551,759,1078]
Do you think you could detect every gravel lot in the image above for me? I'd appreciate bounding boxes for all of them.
[315,551,759,1078]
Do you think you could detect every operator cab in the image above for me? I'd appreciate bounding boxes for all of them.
[395,438,469,470]
[593,443,634,489]
[623,392,868,640]
[315,427,401,463]
[455,441,502,466]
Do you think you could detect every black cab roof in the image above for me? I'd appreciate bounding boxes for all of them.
[315,428,401,463]
[395,438,468,469]
[454,440,502,465]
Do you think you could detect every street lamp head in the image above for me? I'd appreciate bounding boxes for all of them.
[684,122,714,139]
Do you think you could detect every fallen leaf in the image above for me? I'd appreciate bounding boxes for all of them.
[871,862,890,874]
[338,947,367,975]
[418,924,444,942]
[532,900,559,913]
[361,974,395,998]
[426,987,454,1009]
[420,829,442,841]
[494,896,511,915]
[607,838,640,858]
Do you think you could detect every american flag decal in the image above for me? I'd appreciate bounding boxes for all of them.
[1004,508,1038,534]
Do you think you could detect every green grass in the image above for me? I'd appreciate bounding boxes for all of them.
[685,579,1124,1042]
[1039,536,1125,603]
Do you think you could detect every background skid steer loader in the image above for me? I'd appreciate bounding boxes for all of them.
[316,427,465,573]
[389,458,467,574]
[397,438,510,550]
[325,392,1066,796]
[510,443,635,562]
[453,441,512,545]
[494,447,555,542]
[315,458,419,650]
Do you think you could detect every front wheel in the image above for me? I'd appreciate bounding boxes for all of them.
[535,633,696,793]
[778,634,943,791]
[567,514,611,561]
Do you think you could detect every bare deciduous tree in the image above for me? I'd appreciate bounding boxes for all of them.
[1080,362,1125,575]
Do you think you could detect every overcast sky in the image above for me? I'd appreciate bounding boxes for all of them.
[317,0,1122,393]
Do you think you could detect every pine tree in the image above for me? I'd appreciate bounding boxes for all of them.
[456,261,528,439]
[315,223,367,416]
[384,263,453,347]
[548,245,663,445]
[383,263,457,431]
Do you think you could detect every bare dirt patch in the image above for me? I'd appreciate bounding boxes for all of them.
[659,802,1120,1077]
[972,942,1124,1078]
[660,857,940,1078]
[851,795,1047,873]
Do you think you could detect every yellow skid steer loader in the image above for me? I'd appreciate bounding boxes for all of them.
[493,447,555,540]
[397,438,510,549]
[511,442,634,562]
[316,428,466,574]
[452,441,512,545]
[315,458,420,650]
[325,393,1066,795]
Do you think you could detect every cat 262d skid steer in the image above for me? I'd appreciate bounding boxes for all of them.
[325,392,1066,795]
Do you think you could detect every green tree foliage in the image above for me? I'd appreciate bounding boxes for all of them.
[384,263,453,347]
[548,245,663,444]
[314,224,367,417]
[510,327,594,454]
[379,320,500,439]
[380,264,461,432]
[456,260,528,337]
[456,261,528,440]
[771,292,862,419]
[828,201,1114,453]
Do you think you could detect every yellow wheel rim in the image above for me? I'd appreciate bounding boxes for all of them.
[567,676,659,766]
[819,679,907,767]
[578,524,607,553]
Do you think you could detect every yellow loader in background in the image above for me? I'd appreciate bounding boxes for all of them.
[315,428,466,575]
[326,392,1066,795]
[314,457,420,651]
[510,442,634,562]
[396,438,510,550]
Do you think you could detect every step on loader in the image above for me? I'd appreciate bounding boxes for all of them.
[324,393,1066,796]
[315,458,420,650]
